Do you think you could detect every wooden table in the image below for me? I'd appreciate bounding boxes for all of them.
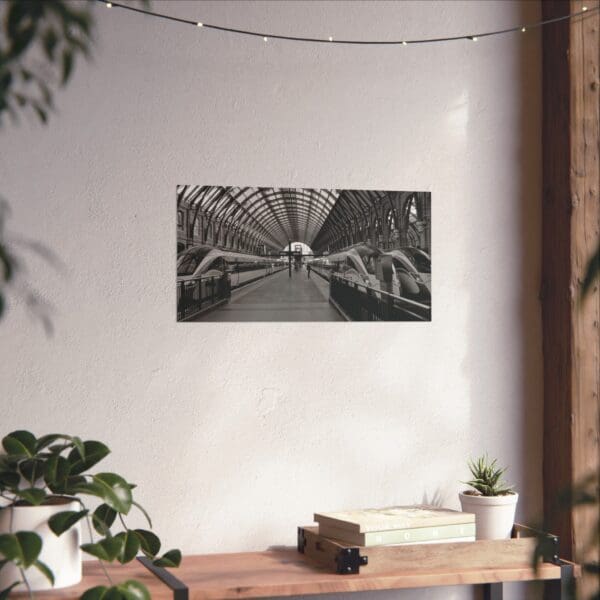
[23,548,578,600]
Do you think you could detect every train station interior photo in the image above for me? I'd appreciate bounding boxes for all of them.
[1,1,598,599]
[177,187,431,321]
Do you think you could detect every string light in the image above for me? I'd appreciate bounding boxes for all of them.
[263,36,268,42]
[96,0,598,46]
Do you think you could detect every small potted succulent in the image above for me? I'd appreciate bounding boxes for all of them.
[459,454,518,540]
[0,430,181,598]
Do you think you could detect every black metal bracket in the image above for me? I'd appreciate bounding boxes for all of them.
[335,547,368,575]
[297,527,307,553]
[514,523,560,564]
[137,556,189,600]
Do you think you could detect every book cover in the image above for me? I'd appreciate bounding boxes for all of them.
[314,505,475,533]
[318,521,476,546]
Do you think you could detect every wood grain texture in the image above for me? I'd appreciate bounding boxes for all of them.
[12,560,172,600]
[164,550,573,600]
[12,550,580,600]
[301,526,536,573]
[542,4,600,599]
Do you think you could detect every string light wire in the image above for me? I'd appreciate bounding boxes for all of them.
[98,0,598,46]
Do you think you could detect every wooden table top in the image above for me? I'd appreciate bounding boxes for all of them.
[17,548,576,600]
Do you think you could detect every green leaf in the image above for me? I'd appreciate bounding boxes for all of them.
[0,532,42,567]
[71,436,85,461]
[0,471,19,489]
[19,458,45,485]
[2,430,36,457]
[90,473,132,515]
[133,530,160,558]
[44,454,71,492]
[15,487,47,505]
[92,504,117,536]
[68,441,110,475]
[48,509,88,536]
[114,531,140,564]
[81,536,124,562]
[33,559,55,585]
[80,581,151,600]
[35,433,69,452]
[117,580,151,600]
[152,549,181,568]
[80,585,110,600]
[0,582,20,600]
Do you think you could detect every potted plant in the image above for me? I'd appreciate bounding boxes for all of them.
[0,430,181,598]
[459,454,518,540]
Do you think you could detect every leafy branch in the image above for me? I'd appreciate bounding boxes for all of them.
[0,430,181,599]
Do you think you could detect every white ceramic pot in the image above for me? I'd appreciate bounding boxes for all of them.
[459,491,518,540]
[0,497,82,591]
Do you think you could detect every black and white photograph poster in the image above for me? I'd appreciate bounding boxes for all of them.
[176,187,431,322]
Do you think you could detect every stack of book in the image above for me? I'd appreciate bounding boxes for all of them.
[314,505,476,547]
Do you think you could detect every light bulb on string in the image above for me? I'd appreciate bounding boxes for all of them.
[93,0,598,48]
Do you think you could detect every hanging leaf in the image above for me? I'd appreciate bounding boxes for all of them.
[33,559,55,585]
[0,532,42,567]
[114,531,140,564]
[87,473,132,514]
[48,509,88,536]
[0,582,20,600]
[92,504,117,536]
[2,430,36,457]
[152,549,182,568]
[133,530,160,558]
[80,581,150,600]
[81,536,124,562]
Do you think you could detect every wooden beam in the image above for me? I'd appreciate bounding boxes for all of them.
[542,0,600,597]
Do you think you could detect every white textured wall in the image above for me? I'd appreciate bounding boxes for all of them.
[0,1,542,598]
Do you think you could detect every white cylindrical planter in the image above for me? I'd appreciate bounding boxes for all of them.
[0,497,82,591]
[459,491,518,540]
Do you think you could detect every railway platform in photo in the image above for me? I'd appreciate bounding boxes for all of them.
[176,186,432,322]
[194,266,343,322]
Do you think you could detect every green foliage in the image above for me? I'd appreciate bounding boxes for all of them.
[464,454,514,497]
[81,580,151,600]
[0,430,181,596]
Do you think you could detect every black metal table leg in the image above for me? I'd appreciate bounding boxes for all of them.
[546,561,575,600]
[483,582,503,600]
